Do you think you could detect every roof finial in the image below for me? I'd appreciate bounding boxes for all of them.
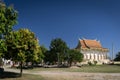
[79,38,81,41]
[94,38,97,41]
[82,37,86,40]
[98,40,100,43]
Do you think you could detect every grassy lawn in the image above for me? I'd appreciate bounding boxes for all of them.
[69,65,120,73]
[27,64,120,73]
[0,72,44,80]
[1,65,120,80]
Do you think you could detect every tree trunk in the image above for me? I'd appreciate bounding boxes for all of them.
[20,61,23,77]
[70,61,72,67]
[31,62,34,69]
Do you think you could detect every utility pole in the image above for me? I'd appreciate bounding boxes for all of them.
[112,43,114,62]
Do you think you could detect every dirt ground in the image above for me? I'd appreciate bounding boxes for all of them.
[5,68,120,80]
[32,71,120,80]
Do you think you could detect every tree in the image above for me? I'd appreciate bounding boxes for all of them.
[0,2,18,57]
[67,49,83,66]
[36,46,44,63]
[41,45,47,54]
[0,2,17,36]
[0,39,6,58]
[5,29,43,76]
[114,52,120,61]
[40,45,49,63]
[44,50,58,64]
[49,38,69,66]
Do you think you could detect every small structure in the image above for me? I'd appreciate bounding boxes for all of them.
[75,38,109,64]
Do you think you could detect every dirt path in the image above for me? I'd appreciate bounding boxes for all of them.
[5,68,120,80]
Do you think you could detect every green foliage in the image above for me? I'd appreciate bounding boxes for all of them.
[50,38,68,53]
[0,2,18,58]
[49,38,69,64]
[5,29,43,62]
[5,28,43,76]
[0,2,18,35]
[44,50,57,64]
[40,45,50,63]
[36,46,44,63]
[94,61,97,65]
[17,50,26,62]
[68,49,83,66]
[88,61,92,66]
[88,61,98,66]
[114,52,120,61]
[0,39,6,57]
[41,45,47,54]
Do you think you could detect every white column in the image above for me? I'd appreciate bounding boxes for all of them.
[92,54,94,60]
[94,54,95,60]
[99,54,101,60]
[95,54,98,60]
[87,54,90,59]
[84,54,86,59]
[102,54,104,60]
[97,54,99,60]
[104,53,107,59]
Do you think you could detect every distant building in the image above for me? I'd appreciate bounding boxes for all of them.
[75,38,109,64]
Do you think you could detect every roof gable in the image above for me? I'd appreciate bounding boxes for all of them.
[75,38,109,52]
[81,39,102,48]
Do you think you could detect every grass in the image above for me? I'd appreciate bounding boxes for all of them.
[1,65,120,80]
[27,64,120,73]
[69,65,120,73]
[0,72,44,80]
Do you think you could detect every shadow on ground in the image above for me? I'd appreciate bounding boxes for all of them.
[0,71,20,79]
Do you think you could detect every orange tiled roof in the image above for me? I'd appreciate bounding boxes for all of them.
[80,39,102,48]
[75,39,109,52]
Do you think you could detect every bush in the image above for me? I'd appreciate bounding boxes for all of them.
[88,61,92,66]
[94,61,97,65]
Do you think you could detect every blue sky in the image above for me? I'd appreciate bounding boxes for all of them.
[4,0,120,59]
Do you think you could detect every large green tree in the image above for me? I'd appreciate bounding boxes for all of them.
[0,2,17,37]
[114,52,120,61]
[67,49,83,66]
[49,38,69,66]
[5,29,43,76]
[0,2,17,57]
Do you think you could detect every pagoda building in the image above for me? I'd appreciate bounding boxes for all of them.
[75,38,109,64]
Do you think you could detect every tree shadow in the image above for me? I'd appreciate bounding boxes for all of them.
[0,71,20,79]
[115,64,120,66]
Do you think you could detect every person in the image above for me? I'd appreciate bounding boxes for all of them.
[10,60,13,68]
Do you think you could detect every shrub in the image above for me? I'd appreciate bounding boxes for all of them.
[94,61,97,65]
[88,61,92,66]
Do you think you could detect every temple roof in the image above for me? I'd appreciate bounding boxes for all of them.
[76,39,109,51]
[80,39,102,48]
